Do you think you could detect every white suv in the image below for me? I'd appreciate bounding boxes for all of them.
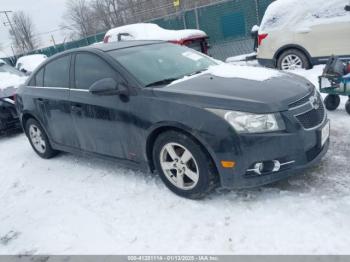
[257,0,350,70]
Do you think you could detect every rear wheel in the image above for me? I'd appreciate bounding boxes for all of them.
[25,118,58,159]
[324,94,340,111]
[153,131,218,199]
[277,49,311,70]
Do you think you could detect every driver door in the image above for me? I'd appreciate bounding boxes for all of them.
[69,52,131,159]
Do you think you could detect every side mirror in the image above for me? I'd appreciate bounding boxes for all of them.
[345,5,350,11]
[89,78,129,96]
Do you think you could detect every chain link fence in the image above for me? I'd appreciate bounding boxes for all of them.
[3,0,274,62]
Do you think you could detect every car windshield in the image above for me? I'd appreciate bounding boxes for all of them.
[0,63,25,77]
[108,43,217,87]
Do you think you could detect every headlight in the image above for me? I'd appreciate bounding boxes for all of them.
[207,109,285,133]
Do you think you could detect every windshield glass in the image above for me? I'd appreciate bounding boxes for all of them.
[0,63,25,77]
[108,43,217,87]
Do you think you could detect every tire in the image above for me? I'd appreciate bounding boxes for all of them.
[345,99,350,115]
[25,118,58,159]
[324,94,340,111]
[277,49,311,70]
[153,131,218,199]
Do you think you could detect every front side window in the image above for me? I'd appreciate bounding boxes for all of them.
[74,53,118,90]
[44,55,70,88]
[108,43,217,87]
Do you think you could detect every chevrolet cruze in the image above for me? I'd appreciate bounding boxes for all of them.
[16,41,330,199]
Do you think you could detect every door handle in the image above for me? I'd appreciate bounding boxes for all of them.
[71,104,83,114]
[37,98,44,102]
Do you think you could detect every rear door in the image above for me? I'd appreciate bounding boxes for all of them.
[69,52,131,159]
[34,54,78,148]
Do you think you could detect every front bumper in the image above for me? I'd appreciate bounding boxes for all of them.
[216,120,330,189]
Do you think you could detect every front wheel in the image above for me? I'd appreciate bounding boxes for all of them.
[25,118,58,159]
[324,94,340,111]
[153,131,218,199]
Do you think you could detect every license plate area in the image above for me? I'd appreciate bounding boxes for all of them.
[320,121,330,147]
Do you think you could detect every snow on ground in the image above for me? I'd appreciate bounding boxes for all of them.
[1,66,350,255]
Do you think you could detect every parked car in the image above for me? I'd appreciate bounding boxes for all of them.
[257,0,350,70]
[16,54,47,74]
[103,23,210,54]
[0,61,26,134]
[16,41,329,198]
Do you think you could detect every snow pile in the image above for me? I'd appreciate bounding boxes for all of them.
[207,63,283,81]
[260,0,350,32]
[170,63,283,86]
[15,54,47,73]
[226,52,257,63]
[105,23,207,43]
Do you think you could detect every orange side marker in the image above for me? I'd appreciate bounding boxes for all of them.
[221,161,236,168]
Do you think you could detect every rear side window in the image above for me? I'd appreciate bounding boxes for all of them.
[75,53,117,90]
[44,55,71,88]
[35,68,44,87]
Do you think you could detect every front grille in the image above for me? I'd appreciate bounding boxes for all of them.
[295,97,325,129]
[289,91,313,108]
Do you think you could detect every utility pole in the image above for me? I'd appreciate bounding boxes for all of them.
[0,10,22,54]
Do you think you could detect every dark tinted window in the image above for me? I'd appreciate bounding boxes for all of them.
[75,53,117,90]
[35,68,44,87]
[44,55,70,88]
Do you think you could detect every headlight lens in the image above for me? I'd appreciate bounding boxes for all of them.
[207,109,285,133]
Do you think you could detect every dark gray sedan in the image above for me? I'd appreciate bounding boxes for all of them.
[15,41,329,199]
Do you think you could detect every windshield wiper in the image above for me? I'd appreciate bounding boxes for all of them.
[186,69,208,77]
[145,78,179,87]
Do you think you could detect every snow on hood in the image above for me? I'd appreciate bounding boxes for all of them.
[105,23,207,42]
[260,0,350,32]
[0,72,27,97]
[169,63,283,86]
[16,54,47,73]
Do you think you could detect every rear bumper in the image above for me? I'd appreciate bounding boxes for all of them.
[257,58,276,68]
[216,120,330,189]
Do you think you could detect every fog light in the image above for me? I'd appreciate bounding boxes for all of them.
[254,162,264,175]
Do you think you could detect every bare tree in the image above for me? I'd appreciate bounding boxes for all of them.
[9,11,39,54]
[62,0,98,39]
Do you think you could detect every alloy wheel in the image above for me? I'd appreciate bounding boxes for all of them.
[29,124,46,154]
[159,142,199,190]
[281,54,303,70]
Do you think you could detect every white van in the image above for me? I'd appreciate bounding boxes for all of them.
[257,0,350,70]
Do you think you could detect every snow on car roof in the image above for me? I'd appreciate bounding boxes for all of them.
[260,0,350,32]
[16,54,47,73]
[105,23,207,42]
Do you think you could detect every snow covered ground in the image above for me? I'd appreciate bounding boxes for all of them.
[1,65,350,255]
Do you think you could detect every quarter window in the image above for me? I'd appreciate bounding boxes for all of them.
[75,53,117,90]
[44,55,71,88]
[35,68,44,87]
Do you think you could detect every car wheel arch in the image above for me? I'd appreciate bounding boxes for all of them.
[274,44,313,67]
[22,112,48,137]
[146,123,219,177]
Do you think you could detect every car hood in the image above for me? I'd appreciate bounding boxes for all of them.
[152,71,314,113]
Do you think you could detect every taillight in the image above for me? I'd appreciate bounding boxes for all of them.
[103,35,111,43]
[258,33,268,46]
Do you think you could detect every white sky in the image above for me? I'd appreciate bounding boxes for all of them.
[0,0,67,57]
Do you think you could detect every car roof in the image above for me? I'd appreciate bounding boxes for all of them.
[83,40,164,52]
